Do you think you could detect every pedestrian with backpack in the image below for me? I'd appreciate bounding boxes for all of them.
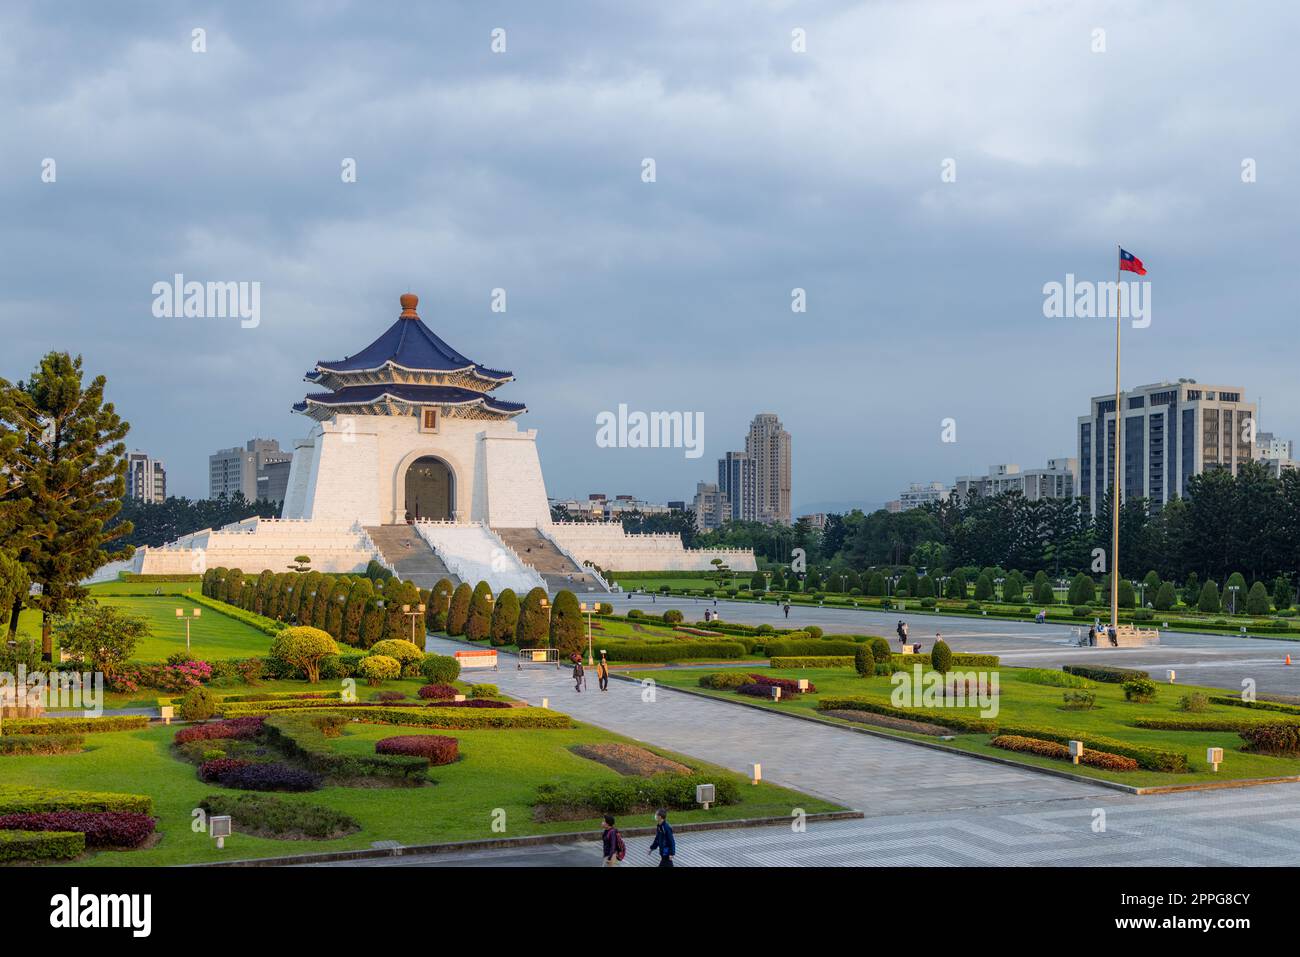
[601,815,626,866]
[649,808,676,867]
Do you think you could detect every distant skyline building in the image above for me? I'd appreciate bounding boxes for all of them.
[549,493,678,519]
[887,481,950,513]
[209,438,293,503]
[692,481,729,532]
[1078,379,1256,515]
[744,412,792,525]
[125,450,167,503]
[717,450,755,522]
[953,460,1077,503]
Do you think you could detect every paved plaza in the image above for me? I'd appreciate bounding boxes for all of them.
[396,635,1300,868]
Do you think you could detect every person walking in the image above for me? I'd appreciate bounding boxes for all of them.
[649,808,676,867]
[1087,625,1097,647]
[783,602,790,619]
[1108,624,1119,647]
[596,653,610,692]
[601,815,626,866]
[572,656,585,693]
[896,620,906,642]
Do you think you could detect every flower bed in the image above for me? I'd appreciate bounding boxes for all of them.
[1239,723,1300,755]
[375,735,459,766]
[425,698,511,709]
[535,773,739,821]
[198,758,254,783]
[174,716,266,744]
[747,673,817,694]
[991,734,1138,772]
[417,684,458,700]
[0,811,156,848]
[198,793,360,840]
[206,761,323,792]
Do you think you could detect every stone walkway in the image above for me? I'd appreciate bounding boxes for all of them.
[424,637,1096,813]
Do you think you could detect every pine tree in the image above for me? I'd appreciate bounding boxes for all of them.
[427,578,453,632]
[490,588,520,645]
[341,578,373,645]
[1273,576,1293,612]
[1198,580,1220,613]
[1246,581,1271,616]
[549,589,584,658]
[0,353,133,658]
[466,581,494,642]
[446,582,472,636]
[1153,581,1176,611]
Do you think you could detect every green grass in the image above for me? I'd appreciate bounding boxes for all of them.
[0,718,840,866]
[626,665,1300,788]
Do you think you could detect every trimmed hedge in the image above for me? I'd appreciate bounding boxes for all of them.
[766,639,861,659]
[996,724,1188,773]
[991,734,1138,772]
[890,653,1001,669]
[698,671,752,690]
[0,715,148,736]
[1062,665,1150,684]
[770,656,854,669]
[1014,668,1095,689]
[816,696,998,734]
[598,640,747,663]
[375,734,459,766]
[191,592,285,637]
[174,717,266,744]
[0,829,84,863]
[0,734,84,755]
[1239,724,1300,755]
[0,787,152,816]
[1131,716,1285,732]
[209,762,323,792]
[535,773,739,816]
[0,811,156,848]
[1209,696,1300,715]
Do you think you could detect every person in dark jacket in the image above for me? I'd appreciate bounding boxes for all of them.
[601,814,625,866]
[572,657,585,693]
[1087,625,1097,647]
[649,808,675,866]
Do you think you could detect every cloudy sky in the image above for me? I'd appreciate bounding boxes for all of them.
[2,1,1296,511]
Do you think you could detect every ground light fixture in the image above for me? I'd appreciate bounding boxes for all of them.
[175,607,201,653]
[749,763,762,784]
[209,815,232,850]
[1207,747,1224,771]
[1167,670,1176,683]
[696,783,716,810]
[1069,740,1084,765]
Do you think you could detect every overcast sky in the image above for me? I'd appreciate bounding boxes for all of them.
[3,1,1297,512]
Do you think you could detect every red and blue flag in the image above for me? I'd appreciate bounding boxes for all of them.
[1119,248,1146,275]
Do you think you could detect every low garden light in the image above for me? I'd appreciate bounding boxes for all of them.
[1068,740,1084,765]
[749,762,762,784]
[1207,746,1224,771]
[209,814,232,850]
[695,783,716,810]
[541,697,549,709]
[1167,669,1176,683]
[175,607,201,653]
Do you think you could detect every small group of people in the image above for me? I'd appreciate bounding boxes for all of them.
[571,652,611,692]
[601,808,675,867]
[1087,622,1119,647]
[703,607,722,623]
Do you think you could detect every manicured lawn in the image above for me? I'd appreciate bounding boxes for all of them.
[0,717,841,866]
[626,665,1300,788]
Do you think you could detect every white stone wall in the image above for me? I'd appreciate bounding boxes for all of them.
[545,522,757,572]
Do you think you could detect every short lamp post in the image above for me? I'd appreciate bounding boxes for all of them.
[1228,585,1240,616]
[175,607,201,653]
[1207,746,1224,772]
[402,604,427,645]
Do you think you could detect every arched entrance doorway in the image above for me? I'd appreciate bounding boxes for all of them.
[404,456,453,522]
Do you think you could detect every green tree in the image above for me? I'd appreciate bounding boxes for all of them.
[516,586,550,648]
[427,578,453,632]
[549,589,584,658]
[446,582,472,636]
[490,588,520,645]
[1224,572,1247,613]
[944,570,966,600]
[916,574,935,598]
[0,353,134,658]
[341,578,373,646]
[1153,581,1176,611]
[323,577,350,638]
[383,579,422,643]
[866,572,886,597]
[55,603,149,673]
[930,638,952,674]
[466,581,494,642]
[1117,579,1136,608]
[1273,576,1294,612]
[1032,571,1055,605]
[1001,573,1023,603]
[269,625,338,684]
[1142,570,1162,603]
[1067,573,1095,606]
[1182,572,1201,607]
[1198,580,1221,613]
[1246,581,1271,616]
[974,572,994,601]
[750,570,766,592]
[0,551,30,628]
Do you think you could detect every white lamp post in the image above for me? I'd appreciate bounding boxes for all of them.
[175,607,201,653]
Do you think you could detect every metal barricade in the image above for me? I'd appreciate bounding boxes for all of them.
[516,647,561,670]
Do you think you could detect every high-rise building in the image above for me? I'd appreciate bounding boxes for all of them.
[891,481,951,512]
[953,461,1076,502]
[125,450,166,503]
[717,450,754,522]
[1077,380,1255,515]
[744,413,791,525]
[209,438,294,503]
[692,481,729,532]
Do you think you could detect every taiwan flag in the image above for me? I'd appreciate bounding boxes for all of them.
[1119,248,1146,275]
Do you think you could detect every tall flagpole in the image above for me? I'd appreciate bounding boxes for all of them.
[1111,245,1123,630]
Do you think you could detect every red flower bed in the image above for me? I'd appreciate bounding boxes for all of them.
[991,735,1139,772]
[375,735,459,766]
[748,674,817,694]
[0,812,156,848]
[417,684,458,700]
[198,758,253,782]
[212,762,322,792]
[737,683,780,699]
[175,716,266,744]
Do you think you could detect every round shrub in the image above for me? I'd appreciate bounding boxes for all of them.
[420,653,461,685]
[368,639,424,674]
[869,637,891,663]
[269,626,339,684]
[756,624,774,635]
[854,644,873,678]
[1072,606,1090,617]
[806,626,823,639]
[375,734,458,766]
[930,639,953,674]
[699,671,751,690]
[370,690,405,702]
[417,683,458,700]
[358,655,401,686]
[179,685,216,721]
[662,609,684,625]
[469,683,498,698]
[1122,676,1158,702]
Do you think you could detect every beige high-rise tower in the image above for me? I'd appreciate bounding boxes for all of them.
[744,412,792,525]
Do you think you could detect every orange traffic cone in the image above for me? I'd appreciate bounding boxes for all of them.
[1286,654,1292,666]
